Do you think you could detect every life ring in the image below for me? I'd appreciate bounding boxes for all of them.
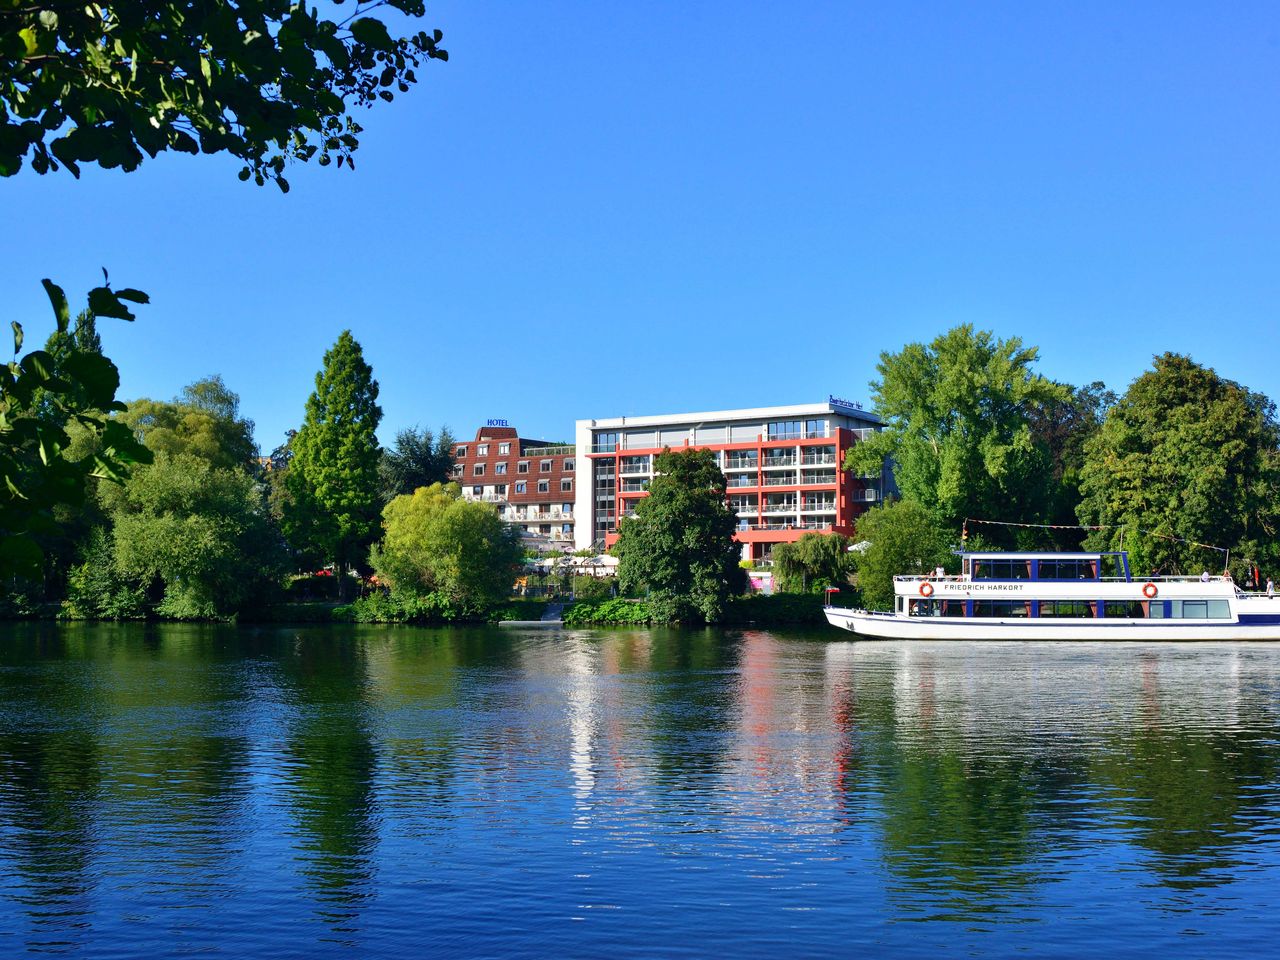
[919,581,934,597]
[1142,582,1158,599]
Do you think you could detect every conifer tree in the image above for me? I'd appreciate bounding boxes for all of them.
[283,331,383,596]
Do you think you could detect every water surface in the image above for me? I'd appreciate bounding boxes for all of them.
[1,623,1278,957]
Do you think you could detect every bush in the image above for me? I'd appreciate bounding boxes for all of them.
[563,597,654,625]
[344,590,478,623]
[571,575,613,602]
[717,592,832,625]
[491,599,551,622]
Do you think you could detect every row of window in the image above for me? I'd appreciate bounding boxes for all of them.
[456,448,575,472]
[968,558,1123,581]
[471,480,571,496]
[905,598,1232,619]
[469,461,574,477]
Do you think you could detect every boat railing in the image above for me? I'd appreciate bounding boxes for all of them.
[892,574,1236,584]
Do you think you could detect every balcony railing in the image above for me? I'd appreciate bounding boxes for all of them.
[801,454,837,466]
[524,444,574,456]
[723,460,758,471]
[762,456,797,468]
[763,501,797,514]
[800,501,836,512]
[762,474,797,487]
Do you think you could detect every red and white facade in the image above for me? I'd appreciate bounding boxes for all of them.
[574,400,887,560]
[452,424,576,547]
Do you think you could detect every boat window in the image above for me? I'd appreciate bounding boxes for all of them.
[943,600,966,617]
[1149,601,1167,619]
[1208,600,1230,618]
[1037,559,1099,581]
[1171,599,1231,619]
[1104,600,1146,618]
[972,600,1030,617]
[972,559,1032,580]
[1038,600,1093,618]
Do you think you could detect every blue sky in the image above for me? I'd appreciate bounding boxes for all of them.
[6,1,1279,451]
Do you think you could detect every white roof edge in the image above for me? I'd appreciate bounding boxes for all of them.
[575,401,882,430]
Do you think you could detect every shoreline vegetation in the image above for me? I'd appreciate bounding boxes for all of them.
[6,318,1279,628]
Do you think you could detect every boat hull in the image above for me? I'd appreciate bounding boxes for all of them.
[824,606,1280,641]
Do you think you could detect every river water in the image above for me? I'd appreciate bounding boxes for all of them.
[0,623,1277,958]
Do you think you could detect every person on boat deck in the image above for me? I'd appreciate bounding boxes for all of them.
[1201,570,1211,582]
[1269,578,1275,599]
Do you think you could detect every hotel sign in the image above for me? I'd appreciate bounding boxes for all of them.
[486,418,510,427]
[828,394,864,411]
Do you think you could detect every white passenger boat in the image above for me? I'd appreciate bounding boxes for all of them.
[824,551,1280,640]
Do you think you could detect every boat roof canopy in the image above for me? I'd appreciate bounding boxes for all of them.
[961,551,1129,560]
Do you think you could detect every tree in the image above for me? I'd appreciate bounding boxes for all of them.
[614,447,747,623]
[846,325,1070,537]
[120,376,258,471]
[1028,380,1117,546]
[853,500,955,612]
[372,482,522,610]
[773,532,854,594]
[378,425,455,502]
[1077,353,1280,577]
[103,452,285,619]
[1,277,152,578]
[1,1,447,189]
[283,331,382,596]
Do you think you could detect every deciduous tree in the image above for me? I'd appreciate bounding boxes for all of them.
[1077,353,1280,576]
[853,500,955,612]
[846,325,1069,537]
[378,425,455,502]
[614,447,746,622]
[372,482,522,610]
[772,532,854,594]
[1,1,447,189]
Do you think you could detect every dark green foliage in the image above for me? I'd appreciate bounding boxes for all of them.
[717,592,831,625]
[1029,380,1117,548]
[562,597,655,626]
[283,331,383,597]
[1078,354,1280,576]
[854,500,956,612]
[105,453,286,620]
[378,425,455,502]
[342,590,471,623]
[772,533,854,593]
[572,575,614,602]
[614,447,747,623]
[846,325,1070,536]
[2,277,152,579]
[62,527,147,620]
[1,1,447,188]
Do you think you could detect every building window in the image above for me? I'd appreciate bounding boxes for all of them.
[562,523,572,534]
[805,419,827,438]
[499,442,510,455]
[540,524,551,534]
[538,480,550,493]
[515,481,526,494]
[564,458,575,471]
[496,462,508,475]
[473,464,485,476]
[563,502,573,513]
[767,420,802,441]
[456,446,467,458]
[594,432,619,453]
[561,478,572,492]
[540,460,552,473]
[518,461,529,473]
[472,485,482,496]
[477,444,489,456]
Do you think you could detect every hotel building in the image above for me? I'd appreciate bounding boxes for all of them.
[452,423,576,547]
[573,399,888,560]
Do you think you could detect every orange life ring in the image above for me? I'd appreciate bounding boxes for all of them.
[1142,582,1158,599]
[919,581,934,597]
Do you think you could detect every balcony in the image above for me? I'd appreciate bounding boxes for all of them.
[511,510,574,522]
[723,459,758,472]
[525,444,574,456]
[800,501,836,513]
[801,454,837,466]
[762,456,797,468]
[762,473,797,487]
[726,475,757,488]
[620,479,648,492]
[763,500,797,514]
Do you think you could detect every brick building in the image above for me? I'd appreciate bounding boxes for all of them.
[573,399,887,560]
[452,422,577,548]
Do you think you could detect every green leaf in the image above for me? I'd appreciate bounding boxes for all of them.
[19,350,55,382]
[350,18,395,50]
[62,352,121,408]
[42,279,71,333]
[87,287,137,321]
[11,321,22,354]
